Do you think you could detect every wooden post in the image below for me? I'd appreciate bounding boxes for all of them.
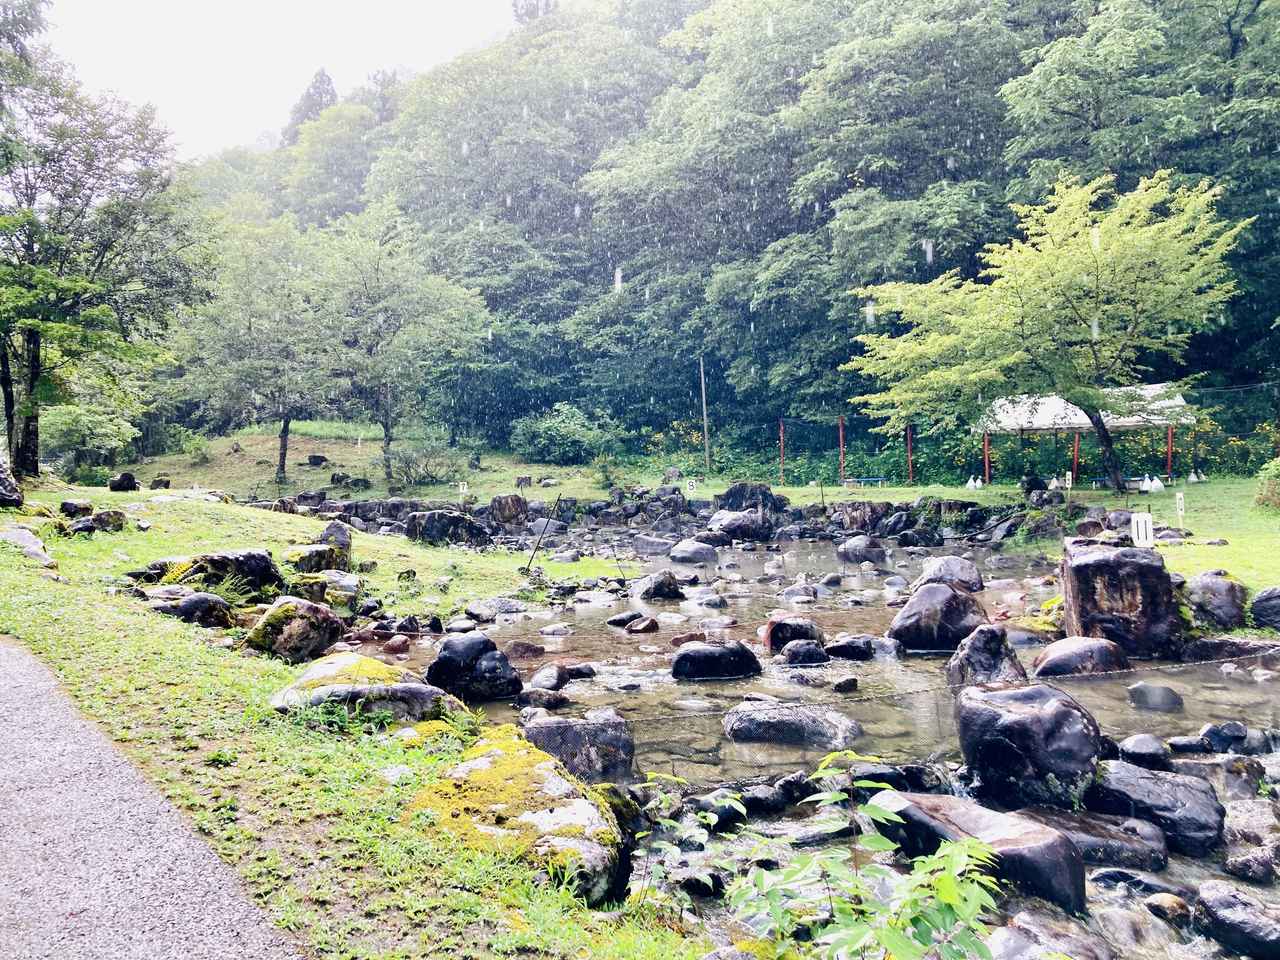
[699,356,711,473]
[982,430,991,485]
[1166,425,1173,477]
[1072,431,1080,483]
[838,415,845,484]
[778,418,785,485]
[906,424,914,484]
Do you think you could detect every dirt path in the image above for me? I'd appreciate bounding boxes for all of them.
[0,638,304,960]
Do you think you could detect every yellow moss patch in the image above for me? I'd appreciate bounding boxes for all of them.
[295,653,409,691]
[399,719,456,745]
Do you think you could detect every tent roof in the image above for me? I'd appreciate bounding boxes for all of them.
[979,384,1194,435]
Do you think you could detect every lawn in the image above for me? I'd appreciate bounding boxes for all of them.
[0,489,697,960]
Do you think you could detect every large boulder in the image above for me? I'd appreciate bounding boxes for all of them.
[425,633,522,702]
[0,524,56,568]
[707,509,772,541]
[107,471,140,492]
[489,493,528,525]
[836,534,886,565]
[1085,760,1224,856]
[1060,541,1182,658]
[408,724,627,905]
[1015,806,1167,870]
[671,640,762,681]
[887,582,987,652]
[522,707,634,782]
[246,596,345,663]
[315,520,353,570]
[874,791,1086,913]
[912,555,983,593]
[405,510,492,546]
[944,625,1027,687]
[0,457,22,508]
[1253,587,1280,631]
[269,652,462,720]
[1194,880,1280,959]
[762,616,824,654]
[1031,636,1131,678]
[722,697,861,749]
[284,542,346,574]
[1187,571,1248,630]
[1223,798,1280,883]
[147,591,233,628]
[714,481,787,513]
[670,538,718,565]
[988,910,1114,960]
[956,683,1101,809]
[130,549,285,598]
[630,569,685,601]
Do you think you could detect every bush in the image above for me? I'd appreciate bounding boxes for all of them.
[387,442,465,487]
[510,403,621,466]
[1258,458,1280,508]
[65,464,112,487]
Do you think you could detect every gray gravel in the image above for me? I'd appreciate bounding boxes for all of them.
[0,639,305,960]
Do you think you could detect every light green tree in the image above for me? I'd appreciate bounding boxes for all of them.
[849,171,1248,491]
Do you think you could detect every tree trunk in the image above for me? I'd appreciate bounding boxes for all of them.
[276,416,291,485]
[381,418,393,484]
[1083,408,1125,493]
[0,341,15,464]
[14,328,41,477]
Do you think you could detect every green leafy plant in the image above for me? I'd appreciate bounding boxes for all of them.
[511,403,622,466]
[1257,458,1280,509]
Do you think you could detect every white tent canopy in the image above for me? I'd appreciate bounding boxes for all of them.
[978,383,1195,435]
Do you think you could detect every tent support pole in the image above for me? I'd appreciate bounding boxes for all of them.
[982,431,990,485]
[1072,431,1080,484]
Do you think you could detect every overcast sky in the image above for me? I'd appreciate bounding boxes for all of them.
[44,0,515,159]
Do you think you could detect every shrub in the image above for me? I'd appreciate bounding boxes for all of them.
[387,442,465,487]
[510,403,621,465]
[1258,458,1280,509]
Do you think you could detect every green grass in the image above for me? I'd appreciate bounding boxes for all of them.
[0,489,693,960]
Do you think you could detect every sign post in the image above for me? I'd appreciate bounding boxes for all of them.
[1176,491,1185,528]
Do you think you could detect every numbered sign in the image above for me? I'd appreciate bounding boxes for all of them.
[458,481,469,495]
[1063,472,1073,490]
[1130,512,1155,548]
[1176,491,1185,526]
[686,479,697,494]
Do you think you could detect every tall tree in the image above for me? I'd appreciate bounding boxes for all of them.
[283,102,378,225]
[282,68,337,146]
[849,172,1248,491]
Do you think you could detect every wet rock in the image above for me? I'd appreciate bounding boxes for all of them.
[605,610,643,628]
[147,592,233,628]
[405,510,492,546]
[1090,867,1191,898]
[762,615,824,654]
[1118,734,1172,771]
[779,639,829,666]
[875,792,1086,913]
[1252,587,1280,632]
[956,683,1101,809]
[722,697,861,749]
[246,596,345,663]
[529,664,570,691]
[1223,798,1280,883]
[522,707,634,782]
[1127,681,1184,713]
[707,509,772,541]
[632,534,675,557]
[517,688,571,710]
[824,633,875,660]
[672,640,761,681]
[1144,893,1191,929]
[625,616,659,633]
[1194,880,1280,959]
[1085,760,1224,856]
[944,624,1026,687]
[630,570,685,601]
[425,633,522,702]
[714,481,787,513]
[1172,754,1266,801]
[1183,634,1280,663]
[1060,541,1182,658]
[1199,720,1249,753]
[887,582,987,652]
[1017,806,1167,870]
[836,534,886,564]
[670,538,717,564]
[692,787,749,831]
[269,652,461,720]
[988,909,1114,960]
[912,555,984,593]
[1033,637,1131,679]
[1188,570,1249,630]
[0,457,22,507]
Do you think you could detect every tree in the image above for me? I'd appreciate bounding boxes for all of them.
[0,56,205,476]
[283,102,378,225]
[849,172,1249,491]
[183,214,329,484]
[282,68,337,146]
[316,198,489,479]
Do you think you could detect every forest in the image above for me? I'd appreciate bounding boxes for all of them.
[2,0,1279,487]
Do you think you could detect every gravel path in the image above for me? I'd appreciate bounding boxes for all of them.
[0,638,305,960]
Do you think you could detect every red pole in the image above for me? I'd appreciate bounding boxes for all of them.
[906,424,914,484]
[1072,431,1080,483]
[1166,425,1173,477]
[838,415,845,484]
[983,431,991,485]
[779,418,785,485]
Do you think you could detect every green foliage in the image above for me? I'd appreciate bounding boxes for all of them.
[42,403,139,468]
[511,403,621,466]
[387,438,467,488]
[1257,458,1280,509]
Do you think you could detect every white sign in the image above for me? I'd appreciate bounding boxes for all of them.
[1176,491,1185,525]
[1130,512,1155,548]
[686,479,697,493]
[458,481,469,495]
[1063,472,1073,490]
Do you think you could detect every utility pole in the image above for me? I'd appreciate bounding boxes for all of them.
[699,356,711,473]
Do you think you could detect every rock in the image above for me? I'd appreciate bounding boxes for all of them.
[630,570,685,601]
[107,472,139,492]
[1016,806,1167,870]
[1172,754,1266,801]
[632,534,675,556]
[149,476,170,489]
[269,653,462,720]
[836,535,886,564]
[517,688,571,710]
[779,639,829,665]
[624,616,659,634]
[1144,893,1191,929]
[59,499,92,518]
[944,624,1027,687]
[489,493,528,525]
[130,549,285,597]
[314,520,353,570]
[527,517,567,536]
[722,697,861,749]
[670,538,718,565]
[1188,571,1249,630]
[912,555,984,593]
[887,582,987,652]
[246,596,346,663]
[605,610,642,628]
[714,481,787,513]
[988,909,1114,960]
[1085,760,1224,856]
[762,616,824,654]
[0,457,22,507]
[1060,541,1182,658]
[824,633,875,661]
[1223,798,1280,883]
[1031,636,1131,678]
[707,509,772,541]
[405,510,492,546]
[522,707,634,782]
[284,542,346,573]
[408,724,626,905]
[671,640,762,681]
[147,592,233,628]
[425,633,522,702]
[1127,681,1184,713]
[1118,734,1172,771]
[1199,720,1249,753]
[1251,587,1280,632]
[0,525,56,568]
[874,791,1086,913]
[956,683,1101,809]
[529,664,570,691]
[89,509,126,533]
[1194,880,1280,959]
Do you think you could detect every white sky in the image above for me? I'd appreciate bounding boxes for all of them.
[44,0,516,159]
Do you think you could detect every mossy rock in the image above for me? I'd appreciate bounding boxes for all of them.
[270,652,464,720]
[405,724,626,905]
[246,595,344,663]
